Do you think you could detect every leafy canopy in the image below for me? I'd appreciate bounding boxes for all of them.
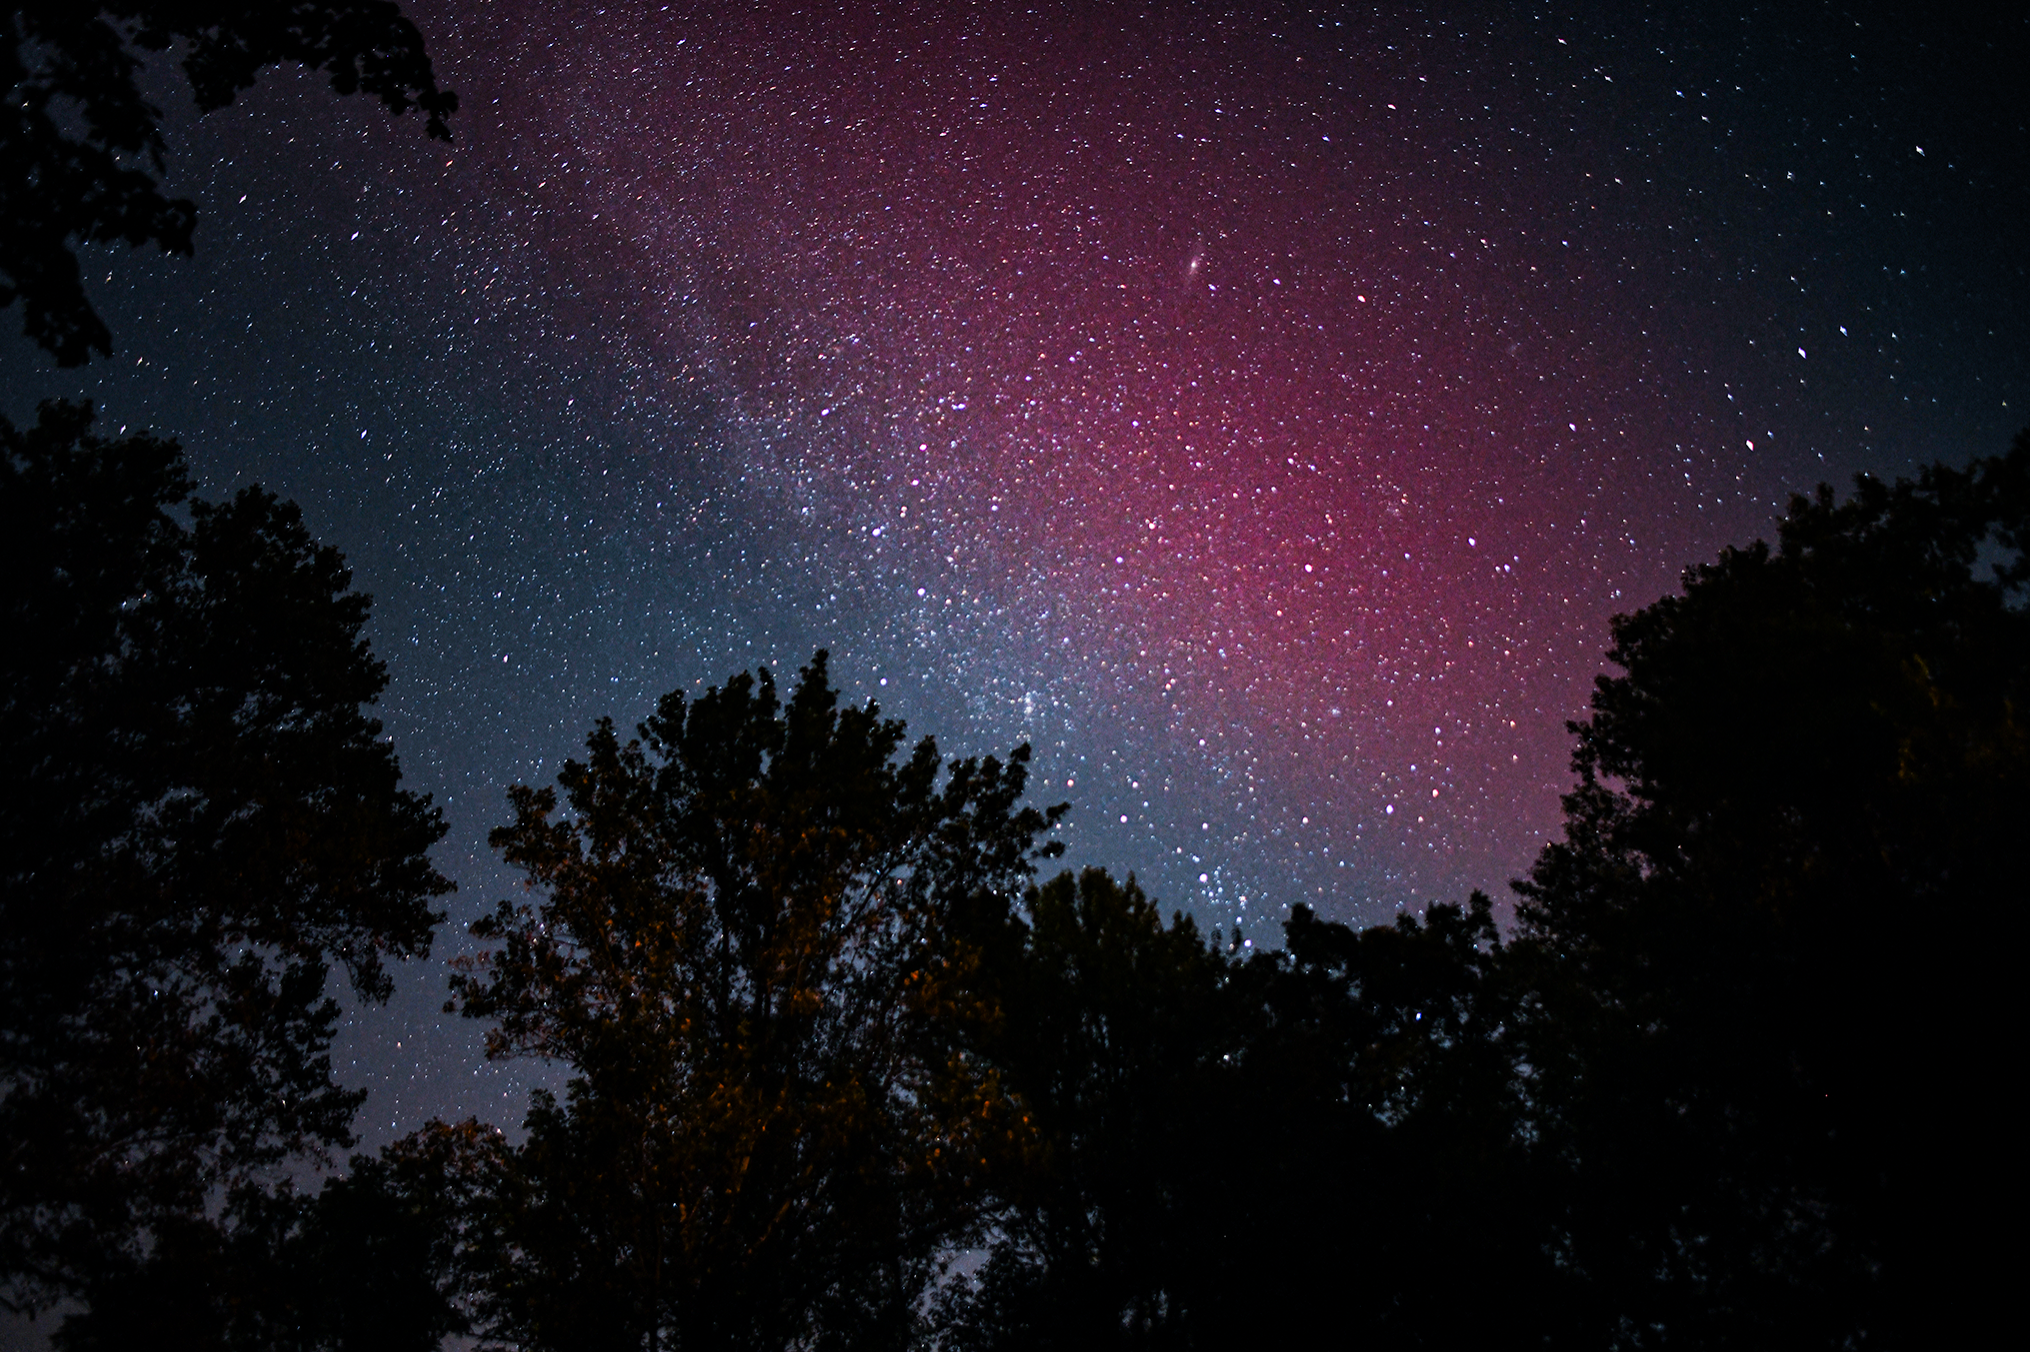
[0,400,451,1317]
[445,653,1065,1350]
[1512,433,2029,1347]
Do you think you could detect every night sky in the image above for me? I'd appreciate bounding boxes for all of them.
[4,1,2023,1143]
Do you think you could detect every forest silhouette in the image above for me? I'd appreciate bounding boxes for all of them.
[3,6,2024,1349]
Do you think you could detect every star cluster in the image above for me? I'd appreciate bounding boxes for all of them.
[4,1,2022,1137]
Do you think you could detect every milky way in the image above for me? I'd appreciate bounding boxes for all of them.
[3,1,2022,1138]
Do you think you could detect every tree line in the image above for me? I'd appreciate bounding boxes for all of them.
[7,395,2023,1349]
[4,7,2023,1348]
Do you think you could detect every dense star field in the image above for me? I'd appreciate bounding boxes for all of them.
[3,2,2022,1137]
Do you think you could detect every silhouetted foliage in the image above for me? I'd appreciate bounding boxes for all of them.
[1511,433,2029,1347]
[932,876,1546,1351]
[2,2,455,364]
[933,868,1230,1350]
[22,432,2017,1349]
[1208,892,1558,1350]
[47,1156,470,1352]
[0,400,451,1321]
[441,653,1065,1350]
[938,437,2027,1351]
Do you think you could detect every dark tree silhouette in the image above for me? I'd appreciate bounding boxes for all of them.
[941,439,2027,1351]
[1209,893,1560,1350]
[45,1154,473,1352]
[2,2,455,364]
[1512,434,2029,1347]
[444,653,1065,1351]
[933,868,1231,1350]
[938,876,1546,1351]
[0,401,451,1322]
[44,1126,482,1352]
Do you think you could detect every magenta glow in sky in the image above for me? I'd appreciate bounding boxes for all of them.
[418,1,2019,909]
[8,0,2022,1132]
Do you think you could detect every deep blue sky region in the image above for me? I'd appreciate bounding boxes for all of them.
[4,1,2023,1143]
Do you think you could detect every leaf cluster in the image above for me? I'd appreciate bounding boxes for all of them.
[0,400,451,1317]
[2,2,455,363]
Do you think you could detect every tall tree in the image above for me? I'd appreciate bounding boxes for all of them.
[2,1,455,364]
[935,868,1231,1351]
[447,653,1065,1350]
[1512,434,2029,1347]
[0,400,452,1320]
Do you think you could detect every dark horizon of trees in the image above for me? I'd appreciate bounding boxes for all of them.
[4,403,2022,1349]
